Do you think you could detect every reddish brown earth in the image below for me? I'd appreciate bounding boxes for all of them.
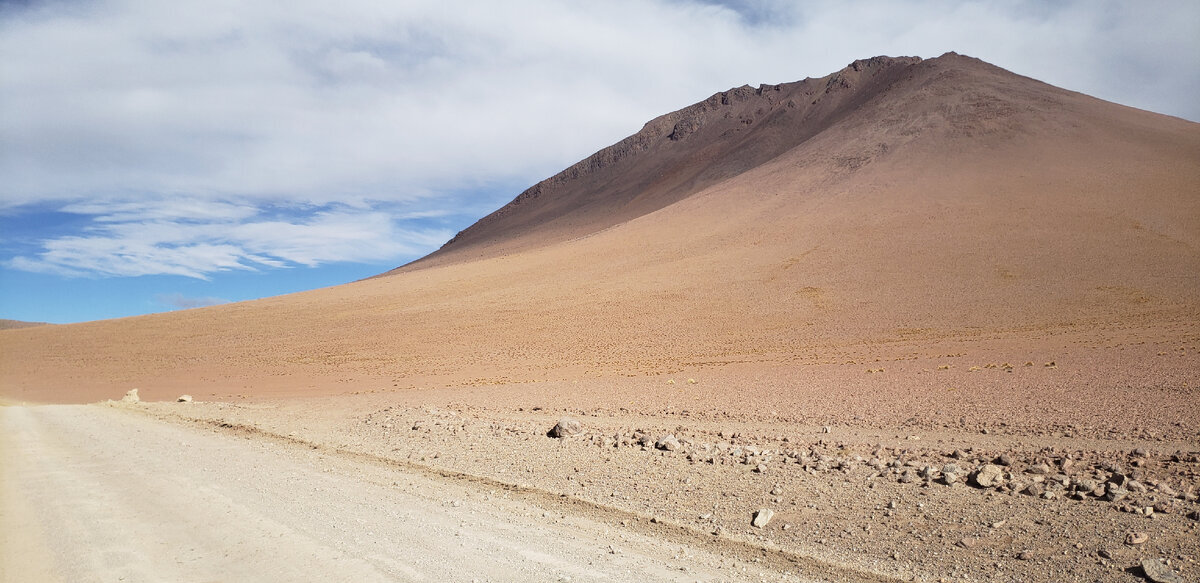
[2,53,1198,582]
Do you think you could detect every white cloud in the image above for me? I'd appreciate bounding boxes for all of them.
[60,198,259,223]
[3,0,1195,207]
[6,198,453,279]
[1,0,1197,278]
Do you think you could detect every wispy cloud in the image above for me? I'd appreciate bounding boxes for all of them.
[6,198,453,279]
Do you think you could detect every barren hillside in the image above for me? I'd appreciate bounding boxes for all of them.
[1,52,1197,412]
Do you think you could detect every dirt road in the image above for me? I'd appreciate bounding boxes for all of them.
[0,405,813,583]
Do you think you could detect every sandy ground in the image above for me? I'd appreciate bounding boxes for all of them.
[0,404,854,583]
[100,394,1198,583]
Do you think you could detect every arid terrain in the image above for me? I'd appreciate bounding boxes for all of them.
[2,53,1199,582]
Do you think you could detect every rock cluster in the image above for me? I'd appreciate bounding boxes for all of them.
[367,408,1200,527]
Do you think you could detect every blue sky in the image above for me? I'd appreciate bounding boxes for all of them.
[2,0,1198,324]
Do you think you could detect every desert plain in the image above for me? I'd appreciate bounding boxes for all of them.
[2,53,1199,582]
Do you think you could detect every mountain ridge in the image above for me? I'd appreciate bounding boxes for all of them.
[386,51,1163,275]
[385,54,929,273]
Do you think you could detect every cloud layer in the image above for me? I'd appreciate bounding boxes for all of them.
[7,199,452,278]
[2,0,1198,278]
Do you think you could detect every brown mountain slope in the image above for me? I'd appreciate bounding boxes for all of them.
[390,54,927,271]
[391,52,1199,273]
[1,53,1198,417]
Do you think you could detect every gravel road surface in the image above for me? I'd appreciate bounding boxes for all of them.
[1,405,805,583]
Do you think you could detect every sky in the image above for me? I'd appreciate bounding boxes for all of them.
[2,0,1198,324]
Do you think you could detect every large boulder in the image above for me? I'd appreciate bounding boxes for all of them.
[751,509,775,528]
[548,417,583,438]
[655,435,681,451]
[971,464,1004,488]
[1140,558,1184,583]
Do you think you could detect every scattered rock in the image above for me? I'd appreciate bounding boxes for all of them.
[995,453,1014,466]
[972,464,1004,488]
[1125,532,1149,545]
[1140,558,1184,583]
[177,394,193,403]
[1023,482,1045,497]
[548,417,583,438]
[956,537,978,549]
[751,508,775,528]
[1072,477,1099,494]
[753,463,767,474]
[1017,550,1033,560]
[1098,548,1113,560]
[654,434,681,451]
[120,388,139,403]
[770,485,783,496]
[1106,484,1129,503]
[821,426,832,434]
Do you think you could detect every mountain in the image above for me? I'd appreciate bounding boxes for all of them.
[0,319,47,331]
[2,52,1198,404]
[389,55,927,271]
[391,52,1199,273]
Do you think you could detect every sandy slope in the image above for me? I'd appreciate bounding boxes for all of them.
[1,53,1196,409]
[1,404,833,583]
